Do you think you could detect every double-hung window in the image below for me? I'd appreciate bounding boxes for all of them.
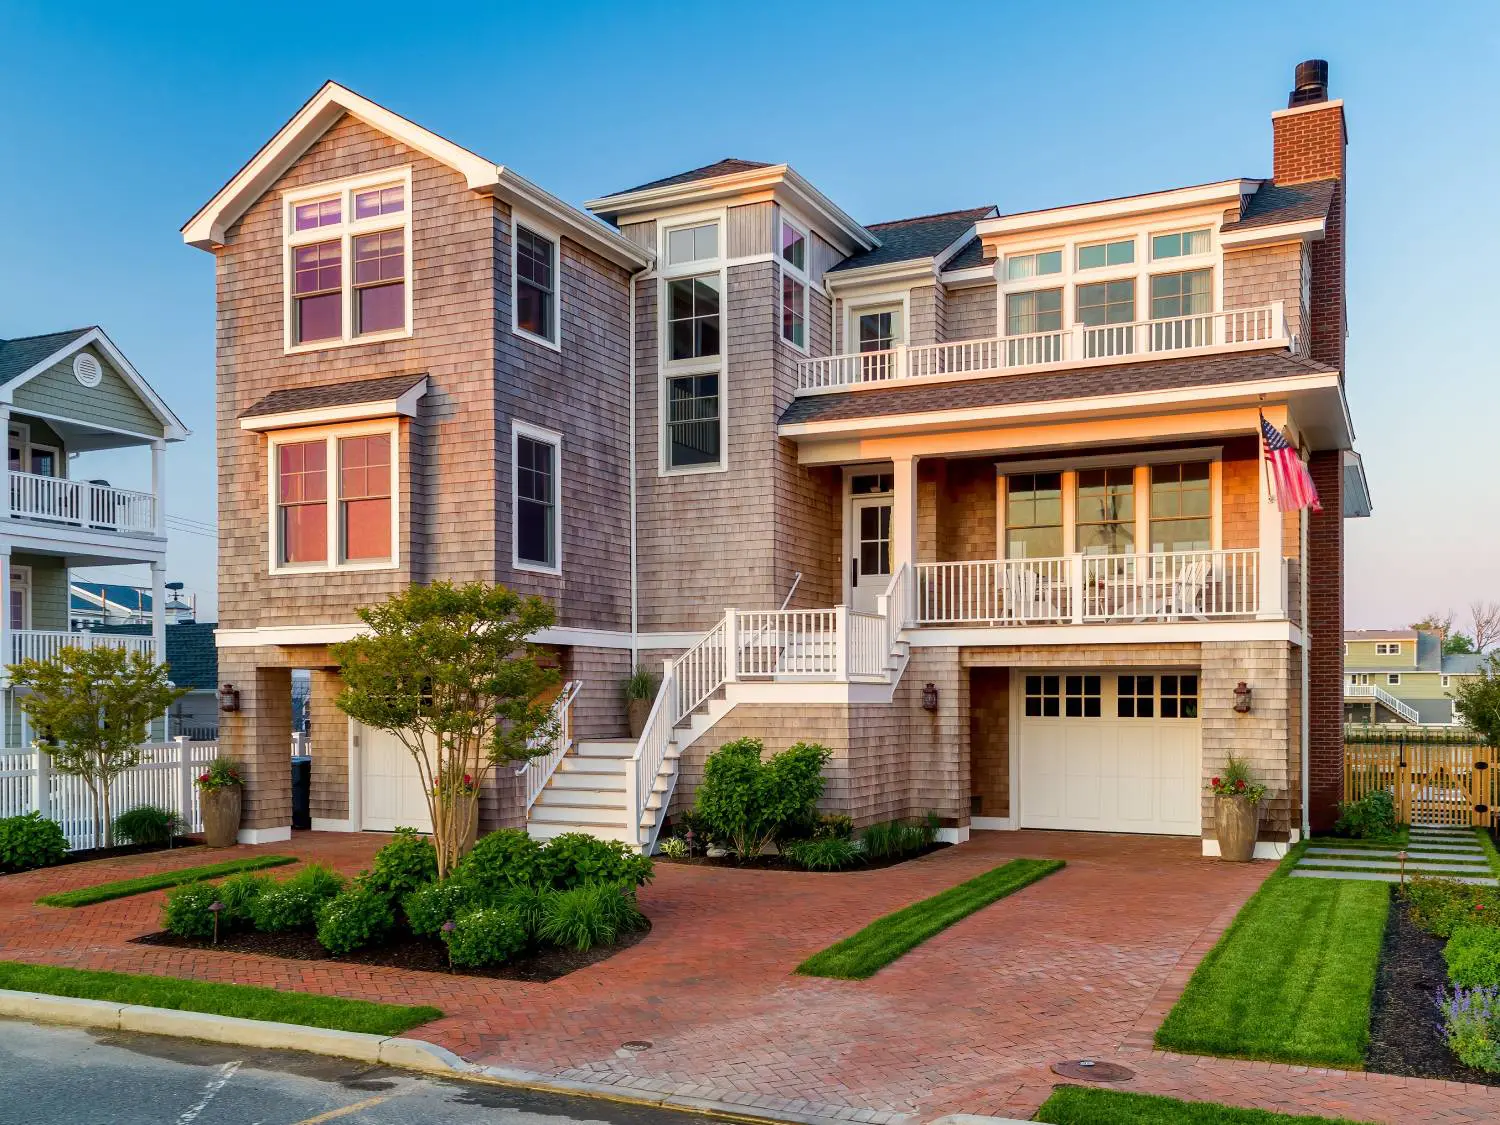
[779,215,808,350]
[272,426,396,571]
[514,222,559,346]
[513,423,561,572]
[284,171,411,350]
[662,220,724,472]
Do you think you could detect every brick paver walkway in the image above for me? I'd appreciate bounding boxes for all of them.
[4,830,1498,1123]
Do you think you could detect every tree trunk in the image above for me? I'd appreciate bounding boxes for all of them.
[100,780,113,850]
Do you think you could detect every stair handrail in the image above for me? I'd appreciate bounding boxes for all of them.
[518,679,582,811]
[625,661,678,851]
[875,563,912,675]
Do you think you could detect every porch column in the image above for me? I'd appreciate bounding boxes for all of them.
[1256,422,1287,620]
[150,559,166,663]
[0,403,9,519]
[150,439,166,538]
[0,543,9,687]
[891,455,919,573]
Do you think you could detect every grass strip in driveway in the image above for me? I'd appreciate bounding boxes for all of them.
[0,961,439,1035]
[36,855,297,908]
[1036,1086,1369,1124]
[795,858,1063,980]
[1154,843,1388,1067]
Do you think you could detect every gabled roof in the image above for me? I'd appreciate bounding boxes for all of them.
[240,372,427,430]
[182,82,650,270]
[612,158,772,197]
[830,207,997,275]
[1443,653,1489,676]
[1222,180,1336,232]
[1345,629,1419,642]
[72,582,152,617]
[0,328,93,385]
[942,236,993,273]
[92,622,219,690]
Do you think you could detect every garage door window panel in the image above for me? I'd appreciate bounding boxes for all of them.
[1161,674,1199,719]
[1117,674,1155,718]
[1064,674,1102,718]
[1025,674,1061,718]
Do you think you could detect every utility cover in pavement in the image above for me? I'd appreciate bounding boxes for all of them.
[1051,1059,1136,1082]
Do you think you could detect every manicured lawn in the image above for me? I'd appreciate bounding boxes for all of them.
[36,855,297,908]
[795,858,1063,980]
[1154,846,1389,1067]
[1474,826,1500,875]
[0,961,439,1036]
[1036,1086,1370,1124]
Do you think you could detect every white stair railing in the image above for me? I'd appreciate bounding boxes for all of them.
[520,680,581,812]
[626,662,678,852]
[1347,683,1421,724]
[672,617,729,723]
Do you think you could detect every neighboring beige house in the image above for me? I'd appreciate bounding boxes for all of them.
[186,60,1368,858]
[1344,629,1485,726]
[0,327,190,745]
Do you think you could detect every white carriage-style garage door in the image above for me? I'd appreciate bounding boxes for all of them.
[1018,671,1201,836]
[356,722,434,833]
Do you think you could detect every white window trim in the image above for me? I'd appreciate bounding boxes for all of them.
[7,422,66,479]
[511,210,562,352]
[842,291,911,355]
[1443,675,1452,689]
[778,210,810,355]
[659,208,728,476]
[1149,225,1215,262]
[511,420,563,575]
[266,419,401,575]
[281,167,415,355]
[1376,642,1402,655]
[1003,248,1064,283]
[1075,236,1138,272]
[1387,673,1402,686]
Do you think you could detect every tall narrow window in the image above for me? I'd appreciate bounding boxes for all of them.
[515,225,557,343]
[338,434,391,561]
[1076,467,1135,554]
[667,275,721,361]
[1005,472,1064,558]
[293,241,342,342]
[353,230,405,334]
[667,374,720,468]
[278,441,328,565]
[1149,462,1211,552]
[780,217,808,348]
[514,431,559,570]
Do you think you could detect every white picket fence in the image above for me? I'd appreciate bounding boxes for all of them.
[0,737,220,851]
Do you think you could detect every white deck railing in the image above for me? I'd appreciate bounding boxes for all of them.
[797,302,1287,392]
[0,737,219,851]
[520,680,581,813]
[11,629,158,665]
[626,662,677,853]
[7,470,158,535]
[1346,684,1421,725]
[735,609,840,678]
[915,549,1268,625]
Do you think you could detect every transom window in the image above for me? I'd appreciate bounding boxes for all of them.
[666,222,718,265]
[1076,467,1135,554]
[1006,472,1063,559]
[1006,250,1062,281]
[1117,675,1155,718]
[513,425,561,572]
[1077,238,1135,270]
[1151,228,1211,260]
[666,373,720,468]
[850,473,894,495]
[1160,674,1198,719]
[514,224,558,345]
[1149,463,1211,552]
[1006,289,1062,336]
[273,427,396,570]
[1024,674,1061,718]
[284,172,410,350]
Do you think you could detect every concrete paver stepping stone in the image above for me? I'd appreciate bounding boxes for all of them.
[1291,868,1499,886]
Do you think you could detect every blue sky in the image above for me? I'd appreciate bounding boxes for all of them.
[1,1,1496,628]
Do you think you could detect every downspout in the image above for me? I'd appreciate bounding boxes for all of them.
[1300,504,1311,841]
[628,264,643,667]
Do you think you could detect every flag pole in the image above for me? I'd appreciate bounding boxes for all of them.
[1258,411,1275,503]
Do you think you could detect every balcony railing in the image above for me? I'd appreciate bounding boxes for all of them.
[1346,683,1421,725]
[7,470,158,536]
[914,549,1275,626]
[797,302,1288,392]
[11,629,158,665]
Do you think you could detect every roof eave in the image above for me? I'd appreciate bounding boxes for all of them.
[1220,217,1327,248]
[977,179,1260,238]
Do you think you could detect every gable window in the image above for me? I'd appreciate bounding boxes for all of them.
[271,425,398,572]
[780,216,808,350]
[284,171,411,351]
[1006,472,1063,559]
[1077,238,1135,270]
[514,224,558,346]
[1151,228,1211,260]
[1149,462,1211,552]
[1076,467,1135,554]
[1006,250,1062,281]
[513,424,561,572]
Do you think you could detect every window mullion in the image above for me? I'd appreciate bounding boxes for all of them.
[327,435,339,565]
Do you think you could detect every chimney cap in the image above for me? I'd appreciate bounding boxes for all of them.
[1289,59,1330,107]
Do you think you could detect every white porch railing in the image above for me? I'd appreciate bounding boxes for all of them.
[11,629,158,665]
[519,680,581,812]
[7,470,158,535]
[797,302,1287,392]
[735,609,841,678]
[915,549,1268,625]
[626,661,677,854]
[0,736,219,851]
[1346,683,1421,724]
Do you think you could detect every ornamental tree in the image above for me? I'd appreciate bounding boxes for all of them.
[1455,655,1500,749]
[9,645,186,850]
[331,581,560,877]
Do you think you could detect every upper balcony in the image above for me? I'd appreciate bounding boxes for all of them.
[7,471,159,538]
[796,302,1289,395]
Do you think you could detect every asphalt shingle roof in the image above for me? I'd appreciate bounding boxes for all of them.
[72,582,153,615]
[240,372,426,419]
[942,236,993,272]
[0,328,93,386]
[611,158,772,197]
[780,348,1331,427]
[1222,180,1336,232]
[830,207,996,273]
[91,622,219,690]
[1442,653,1489,676]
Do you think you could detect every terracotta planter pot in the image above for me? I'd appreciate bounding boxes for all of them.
[201,786,242,848]
[627,698,651,740]
[1215,794,1261,862]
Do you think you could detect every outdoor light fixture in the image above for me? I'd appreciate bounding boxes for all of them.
[921,682,940,712]
[1232,681,1253,714]
[217,683,241,713]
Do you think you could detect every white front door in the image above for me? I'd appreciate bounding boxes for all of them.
[1018,671,1201,836]
[357,721,434,833]
[850,497,892,612]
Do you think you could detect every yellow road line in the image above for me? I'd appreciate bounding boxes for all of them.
[289,1092,393,1124]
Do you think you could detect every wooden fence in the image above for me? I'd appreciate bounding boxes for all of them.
[1345,736,1499,827]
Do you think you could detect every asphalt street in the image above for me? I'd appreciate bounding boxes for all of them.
[0,1019,725,1125]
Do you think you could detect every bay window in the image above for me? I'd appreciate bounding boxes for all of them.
[338,434,392,561]
[271,426,397,571]
[277,440,328,566]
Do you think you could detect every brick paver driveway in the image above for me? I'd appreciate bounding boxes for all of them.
[5,830,1496,1123]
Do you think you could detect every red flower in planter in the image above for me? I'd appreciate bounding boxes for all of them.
[198,773,210,784]
[1211,777,1221,787]
[1235,779,1246,791]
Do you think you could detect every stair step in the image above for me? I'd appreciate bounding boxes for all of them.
[535,787,627,809]
[556,756,629,775]
[527,821,639,846]
[576,740,638,758]
[528,804,629,827]
[548,770,626,792]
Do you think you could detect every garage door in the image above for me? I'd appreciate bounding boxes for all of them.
[1018,672,1200,836]
[357,722,434,833]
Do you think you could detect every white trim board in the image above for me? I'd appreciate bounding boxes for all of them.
[237,826,293,844]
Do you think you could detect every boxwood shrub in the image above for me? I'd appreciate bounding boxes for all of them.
[0,811,67,873]
[442,906,528,967]
[316,886,395,954]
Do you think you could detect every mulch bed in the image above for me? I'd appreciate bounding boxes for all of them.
[131,920,650,983]
[659,842,950,872]
[1366,889,1500,1086]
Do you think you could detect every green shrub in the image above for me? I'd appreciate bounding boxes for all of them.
[249,865,346,933]
[403,879,475,938]
[859,813,941,861]
[361,828,437,901]
[1406,876,1500,938]
[538,832,653,890]
[112,805,182,847]
[538,881,642,951]
[215,872,271,928]
[162,881,220,939]
[316,886,395,954]
[782,836,862,871]
[657,836,689,859]
[442,906,528,968]
[694,738,830,860]
[451,828,542,896]
[1333,790,1399,839]
[1447,924,1500,988]
[496,882,553,938]
[0,811,67,873]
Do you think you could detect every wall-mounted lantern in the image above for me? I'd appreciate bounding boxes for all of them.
[921,682,940,712]
[217,683,241,713]
[1232,681,1253,714]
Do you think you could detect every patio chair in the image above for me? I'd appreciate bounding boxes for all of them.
[1166,559,1210,619]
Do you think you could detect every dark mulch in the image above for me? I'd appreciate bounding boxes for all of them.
[1366,889,1500,1085]
[659,842,950,872]
[26,837,205,871]
[131,920,650,983]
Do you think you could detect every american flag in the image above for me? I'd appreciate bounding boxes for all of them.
[1261,415,1322,513]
